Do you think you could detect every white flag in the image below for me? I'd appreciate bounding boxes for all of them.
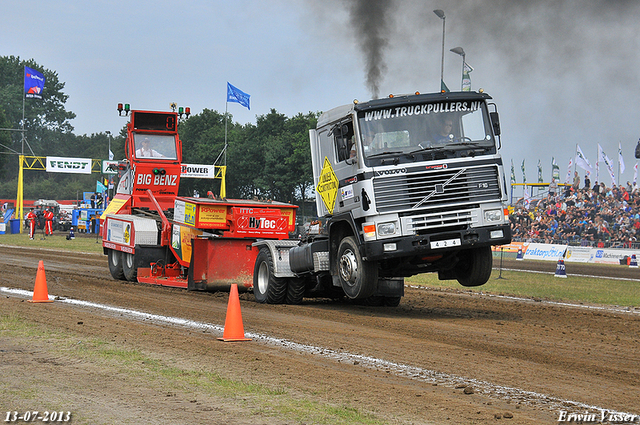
[634,162,638,187]
[618,142,626,174]
[575,145,593,174]
[109,149,114,161]
[551,157,560,180]
[462,62,473,92]
[565,158,573,185]
[523,185,531,209]
[599,144,616,186]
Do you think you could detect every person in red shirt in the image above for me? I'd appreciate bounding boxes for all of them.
[26,209,37,240]
[44,208,54,236]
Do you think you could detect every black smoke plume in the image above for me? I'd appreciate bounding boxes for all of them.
[347,0,394,99]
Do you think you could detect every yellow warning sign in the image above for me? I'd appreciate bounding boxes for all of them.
[316,157,339,214]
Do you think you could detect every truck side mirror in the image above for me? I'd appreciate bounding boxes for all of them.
[489,111,501,136]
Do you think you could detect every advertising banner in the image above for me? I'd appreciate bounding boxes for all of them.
[522,243,567,261]
[180,164,216,179]
[564,246,592,263]
[46,156,92,174]
[102,160,118,175]
[591,248,638,265]
[492,241,527,253]
[507,242,639,265]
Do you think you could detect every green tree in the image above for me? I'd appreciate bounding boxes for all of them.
[0,56,80,199]
[177,109,230,197]
[0,56,76,154]
[251,109,317,204]
[0,107,13,179]
[284,112,318,202]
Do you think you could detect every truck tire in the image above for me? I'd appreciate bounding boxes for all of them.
[122,252,138,282]
[108,249,125,281]
[337,236,377,300]
[355,295,401,307]
[285,277,305,305]
[253,248,286,304]
[456,246,492,287]
[383,296,401,307]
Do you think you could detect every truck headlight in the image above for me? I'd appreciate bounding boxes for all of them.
[377,222,397,236]
[484,209,502,223]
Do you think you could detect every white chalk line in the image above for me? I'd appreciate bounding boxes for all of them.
[1,286,636,418]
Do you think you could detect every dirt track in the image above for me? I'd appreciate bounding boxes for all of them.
[1,243,639,424]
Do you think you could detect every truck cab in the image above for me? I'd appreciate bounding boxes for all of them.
[307,91,511,299]
[115,110,183,212]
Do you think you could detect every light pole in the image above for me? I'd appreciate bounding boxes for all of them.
[450,46,465,90]
[106,130,111,159]
[105,130,112,201]
[433,9,446,92]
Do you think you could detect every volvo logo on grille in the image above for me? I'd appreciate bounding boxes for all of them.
[412,168,467,209]
[375,168,406,176]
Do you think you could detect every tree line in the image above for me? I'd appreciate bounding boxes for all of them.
[0,56,318,213]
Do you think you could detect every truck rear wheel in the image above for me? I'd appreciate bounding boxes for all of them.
[253,248,286,304]
[456,246,492,287]
[285,278,305,305]
[337,236,377,300]
[108,249,125,281]
[122,252,138,282]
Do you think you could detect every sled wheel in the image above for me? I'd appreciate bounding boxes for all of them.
[122,252,138,282]
[108,249,125,281]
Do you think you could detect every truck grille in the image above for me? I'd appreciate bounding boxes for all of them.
[373,164,501,215]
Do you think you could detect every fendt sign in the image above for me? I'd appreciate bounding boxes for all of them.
[46,156,92,174]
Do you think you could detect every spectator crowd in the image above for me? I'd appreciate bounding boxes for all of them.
[510,175,640,248]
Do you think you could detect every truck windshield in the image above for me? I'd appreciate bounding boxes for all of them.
[357,100,494,159]
[134,134,178,160]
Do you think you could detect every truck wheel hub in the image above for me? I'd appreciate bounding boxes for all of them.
[257,262,269,293]
[339,250,358,284]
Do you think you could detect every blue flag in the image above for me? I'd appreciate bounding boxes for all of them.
[96,180,107,193]
[227,82,250,110]
[24,66,45,99]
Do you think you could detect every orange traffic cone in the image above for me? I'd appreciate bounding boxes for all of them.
[29,260,53,303]
[218,284,251,342]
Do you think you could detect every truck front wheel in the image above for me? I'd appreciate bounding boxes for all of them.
[122,252,138,282]
[337,236,378,300]
[108,249,125,280]
[455,246,492,287]
[253,248,287,304]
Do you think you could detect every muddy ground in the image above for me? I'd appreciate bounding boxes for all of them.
[0,241,638,424]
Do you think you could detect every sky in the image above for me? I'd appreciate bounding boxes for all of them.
[2,0,640,188]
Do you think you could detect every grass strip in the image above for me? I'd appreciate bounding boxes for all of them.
[0,313,384,425]
[407,269,640,307]
[0,232,103,254]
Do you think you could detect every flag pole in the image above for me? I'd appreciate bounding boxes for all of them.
[16,78,26,233]
[595,145,599,185]
[224,100,228,167]
[617,141,620,187]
